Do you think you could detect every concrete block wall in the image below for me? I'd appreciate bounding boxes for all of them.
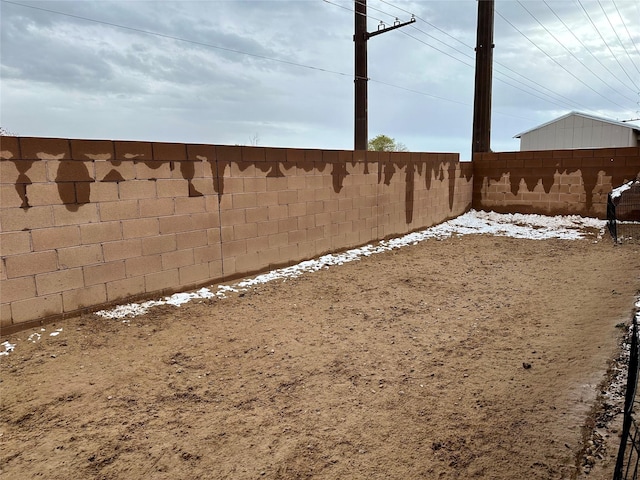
[0,137,473,332]
[473,147,640,217]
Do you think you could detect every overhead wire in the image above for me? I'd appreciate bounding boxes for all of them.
[596,0,640,75]
[575,0,640,92]
[355,0,604,112]
[516,0,637,103]
[495,7,630,111]
[542,0,637,97]
[611,0,640,60]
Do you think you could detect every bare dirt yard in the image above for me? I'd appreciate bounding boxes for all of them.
[1,232,639,480]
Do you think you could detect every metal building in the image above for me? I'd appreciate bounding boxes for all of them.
[514,111,640,151]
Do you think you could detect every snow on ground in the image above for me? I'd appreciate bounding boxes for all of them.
[0,210,616,357]
[94,210,607,321]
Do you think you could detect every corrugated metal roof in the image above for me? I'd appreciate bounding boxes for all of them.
[513,111,640,139]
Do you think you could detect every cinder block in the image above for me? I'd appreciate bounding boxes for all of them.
[268,232,288,249]
[103,239,143,261]
[156,179,189,197]
[220,225,234,242]
[161,249,194,270]
[114,141,152,162]
[53,204,99,226]
[0,231,31,256]
[0,160,48,184]
[49,160,94,182]
[89,182,119,202]
[234,252,261,273]
[105,277,145,302]
[21,182,69,207]
[288,203,307,217]
[83,261,126,286]
[122,218,159,239]
[245,236,266,254]
[234,222,258,240]
[11,293,63,323]
[256,191,278,206]
[268,204,288,221]
[80,221,122,244]
[0,303,12,331]
[159,214,194,234]
[278,190,298,205]
[209,260,223,278]
[0,184,23,208]
[63,284,108,312]
[176,230,208,249]
[99,200,139,221]
[70,140,114,161]
[118,180,157,200]
[233,192,257,209]
[257,221,278,237]
[0,205,53,232]
[278,217,297,233]
[186,144,216,162]
[135,161,172,179]
[0,135,19,160]
[31,225,80,251]
[152,142,187,161]
[0,276,36,303]
[58,244,104,268]
[246,206,269,223]
[95,160,136,181]
[220,209,246,226]
[179,263,210,285]
[139,197,175,218]
[36,267,84,295]
[244,177,267,192]
[20,137,70,160]
[125,254,162,277]
[194,245,222,263]
[5,250,57,278]
[288,229,307,244]
[222,239,247,257]
[175,196,206,214]
[144,269,179,293]
[141,234,177,255]
[207,228,222,245]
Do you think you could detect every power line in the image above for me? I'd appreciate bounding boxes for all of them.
[575,0,640,92]
[495,7,631,111]
[542,0,637,97]
[517,0,637,104]
[596,0,640,75]
[611,0,640,61]
[328,0,600,114]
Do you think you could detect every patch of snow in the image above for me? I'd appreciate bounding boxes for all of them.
[611,181,634,200]
[49,328,63,337]
[0,341,15,356]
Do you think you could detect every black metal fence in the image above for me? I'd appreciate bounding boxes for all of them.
[607,181,640,244]
[614,315,640,480]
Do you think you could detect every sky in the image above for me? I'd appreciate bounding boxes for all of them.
[1,0,639,160]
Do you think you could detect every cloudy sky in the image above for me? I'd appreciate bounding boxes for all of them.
[1,0,639,160]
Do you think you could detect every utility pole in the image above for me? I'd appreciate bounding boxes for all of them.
[354,1,415,151]
[472,0,494,154]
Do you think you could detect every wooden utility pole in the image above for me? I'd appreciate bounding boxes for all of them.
[354,1,415,151]
[472,0,494,153]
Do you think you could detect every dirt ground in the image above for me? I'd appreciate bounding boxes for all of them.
[1,232,639,480]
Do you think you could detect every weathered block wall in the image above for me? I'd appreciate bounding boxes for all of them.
[0,137,473,331]
[473,147,640,217]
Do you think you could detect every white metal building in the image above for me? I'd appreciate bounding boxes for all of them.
[514,111,640,151]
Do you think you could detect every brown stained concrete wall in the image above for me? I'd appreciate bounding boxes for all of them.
[473,147,640,218]
[0,137,473,332]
